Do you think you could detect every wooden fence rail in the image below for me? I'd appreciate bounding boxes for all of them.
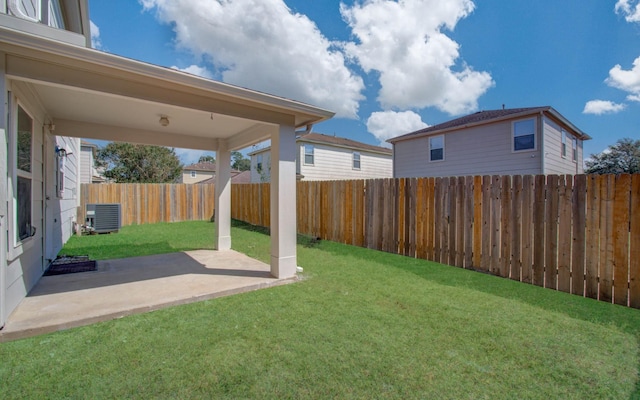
[81,174,640,309]
[79,183,215,226]
[231,174,640,309]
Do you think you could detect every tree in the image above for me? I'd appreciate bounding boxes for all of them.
[231,151,251,171]
[585,138,640,174]
[198,155,215,164]
[96,143,183,183]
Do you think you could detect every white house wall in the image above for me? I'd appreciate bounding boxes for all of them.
[393,118,542,178]
[45,134,79,261]
[250,149,272,183]
[79,144,93,184]
[299,142,392,181]
[5,80,46,319]
[542,117,583,175]
[251,144,392,182]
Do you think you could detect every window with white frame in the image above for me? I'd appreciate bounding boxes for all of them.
[513,119,535,151]
[304,144,314,165]
[190,171,196,178]
[572,137,578,162]
[429,135,444,161]
[353,152,361,169]
[256,154,263,172]
[16,104,34,242]
[561,130,568,158]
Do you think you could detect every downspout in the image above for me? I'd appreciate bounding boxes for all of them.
[539,112,545,174]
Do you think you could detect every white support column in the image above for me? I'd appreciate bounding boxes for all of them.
[270,124,297,278]
[214,140,231,250]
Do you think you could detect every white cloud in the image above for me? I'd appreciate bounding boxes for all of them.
[606,56,640,99]
[175,148,215,165]
[366,110,428,145]
[582,100,626,115]
[140,0,364,119]
[171,65,213,79]
[615,0,640,22]
[340,0,493,115]
[90,20,102,49]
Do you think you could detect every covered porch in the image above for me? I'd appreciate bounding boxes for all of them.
[0,27,333,280]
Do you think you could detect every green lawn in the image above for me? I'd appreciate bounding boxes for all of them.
[1,220,639,399]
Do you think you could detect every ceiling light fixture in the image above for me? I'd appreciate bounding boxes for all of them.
[159,115,170,127]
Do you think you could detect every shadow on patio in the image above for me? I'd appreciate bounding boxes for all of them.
[0,250,295,341]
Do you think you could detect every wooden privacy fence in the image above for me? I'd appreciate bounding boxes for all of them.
[79,183,215,226]
[231,175,640,309]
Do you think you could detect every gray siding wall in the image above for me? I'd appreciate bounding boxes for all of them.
[80,145,92,184]
[393,117,543,178]
[542,117,584,175]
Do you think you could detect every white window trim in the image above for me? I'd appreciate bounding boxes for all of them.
[561,130,568,159]
[512,118,537,153]
[303,144,314,166]
[8,0,41,23]
[429,135,445,162]
[190,170,196,178]
[7,96,36,261]
[572,137,578,163]
[352,151,361,170]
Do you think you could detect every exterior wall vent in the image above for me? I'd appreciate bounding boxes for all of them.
[86,203,121,233]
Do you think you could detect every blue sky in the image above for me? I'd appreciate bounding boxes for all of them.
[88,0,640,165]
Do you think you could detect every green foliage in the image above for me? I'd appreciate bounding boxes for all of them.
[0,221,628,398]
[585,137,640,174]
[231,151,251,171]
[198,155,216,164]
[96,143,182,183]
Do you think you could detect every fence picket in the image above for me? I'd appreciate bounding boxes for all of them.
[81,173,640,310]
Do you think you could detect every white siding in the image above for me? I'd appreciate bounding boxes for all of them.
[393,118,543,178]
[250,144,392,182]
[79,144,93,184]
[250,149,272,183]
[4,81,81,321]
[299,142,392,181]
[6,81,46,319]
[542,117,583,175]
[182,170,214,184]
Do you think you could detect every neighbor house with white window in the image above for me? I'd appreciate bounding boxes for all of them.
[388,106,591,178]
[249,132,392,182]
[181,161,243,184]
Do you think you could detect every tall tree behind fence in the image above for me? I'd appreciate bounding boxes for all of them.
[79,183,215,226]
[231,175,640,309]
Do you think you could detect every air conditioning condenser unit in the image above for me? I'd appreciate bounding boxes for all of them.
[86,203,121,233]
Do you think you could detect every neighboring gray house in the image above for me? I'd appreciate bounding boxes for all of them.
[388,106,591,178]
[80,140,105,183]
[249,132,393,182]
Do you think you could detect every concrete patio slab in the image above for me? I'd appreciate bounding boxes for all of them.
[0,250,296,341]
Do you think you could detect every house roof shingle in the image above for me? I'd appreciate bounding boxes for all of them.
[249,132,392,156]
[388,106,591,143]
[183,162,217,172]
[299,132,392,155]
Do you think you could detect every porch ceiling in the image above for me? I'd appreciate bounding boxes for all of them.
[0,26,334,151]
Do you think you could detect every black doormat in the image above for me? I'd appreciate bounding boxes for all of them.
[44,256,97,276]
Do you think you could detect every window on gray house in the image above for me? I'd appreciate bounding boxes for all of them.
[513,119,535,151]
[353,152,361,169]
[561,130,568,158]
[190,171,196,178]
[429,135,444,161]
